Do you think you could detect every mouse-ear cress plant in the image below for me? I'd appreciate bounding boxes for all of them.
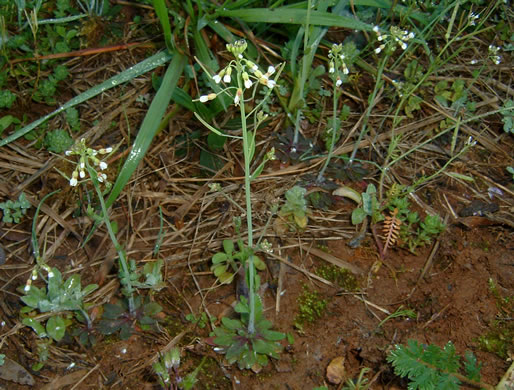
[195,39,285,369]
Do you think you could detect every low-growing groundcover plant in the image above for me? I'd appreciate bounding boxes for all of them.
[0,192,30,223]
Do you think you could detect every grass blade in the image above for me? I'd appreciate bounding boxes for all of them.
[153,0,174,51]
[105,52,187,208]
[216,8,373,31]
[0,51,172,147]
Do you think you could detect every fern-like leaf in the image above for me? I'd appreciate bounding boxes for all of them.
[382,208,401,257]
[463,351,481,382]
[387,340,462,390]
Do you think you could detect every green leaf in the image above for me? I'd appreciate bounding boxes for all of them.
[222,239,234,255]
[143,302,162,316]
[221,317,243,331]
[63,274,80,293]
[216,8,373,31]
[103,53,186,209]
[153,0,173,51]
[46,316,66,341]
[218,272,235,284]
[351,207,366,225]
[22,317,47,337]
[213,264,228,277]
[253,256,266,271]
[212,252,228,264]
[82,283,98,296]
[260,329,285,342]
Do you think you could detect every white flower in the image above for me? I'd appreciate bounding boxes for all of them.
[79,170,86,179]
[267,65,275,75]
[244,78,253,89]
[266,79,276,89]
[70,177,78,186]
[65,150,72,156]
[213,74,222,83]
[408,32,415,39]
[373,25,380,33]
[99,161,108,170]
[234,89,241,105]
[329,67,335,73]
[98,173,107,183]
[24,284,31,292]
[470,59,478,64]
[199,95,209,103]
[48,271,54,278]
[336,78,342,87]
[342,64,349,74]
[400,41,407,50]
[99,147,112,154]
[223,67,232,83]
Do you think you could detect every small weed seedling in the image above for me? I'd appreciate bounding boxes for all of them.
[276,185,310,231]
[152,346,205,390]
[348,183,445,256]
[20,266,98,370]
[44,129,73,153]
[0,192,30,223]
[387,339,494,390]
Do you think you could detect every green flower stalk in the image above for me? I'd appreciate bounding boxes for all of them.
[349,25,414,166]
[317,42,358,182]
[196,39,282,335]
[65,139,136,315]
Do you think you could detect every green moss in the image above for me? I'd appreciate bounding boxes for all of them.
[197,355,231,389]
[477,325,514,359]
[162,315,186,336]
[476,279,513,359]
[315,264,359,291]
[294,285,327,331]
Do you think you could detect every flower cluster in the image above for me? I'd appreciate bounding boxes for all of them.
[488,44,501,65]
[24,263,52,292]
[65,138,112,187]
[373,25,415,54]
[468,11,479,26]
[196,40,278,106]
[327,41,359,87]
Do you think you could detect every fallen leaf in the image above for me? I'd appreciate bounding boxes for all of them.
[326,356,346,384]
[41,369,88,390]
[0,357,34,385]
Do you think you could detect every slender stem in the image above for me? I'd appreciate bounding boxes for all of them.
[317,82,339,181]
[236,66,256,335]
[86,162,135,315]
[293,0,312,145]
[349,55,388,165]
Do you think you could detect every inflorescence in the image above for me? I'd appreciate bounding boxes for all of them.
[196,40,279,106]
[65,138,112,187]
[373,25,415,54]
